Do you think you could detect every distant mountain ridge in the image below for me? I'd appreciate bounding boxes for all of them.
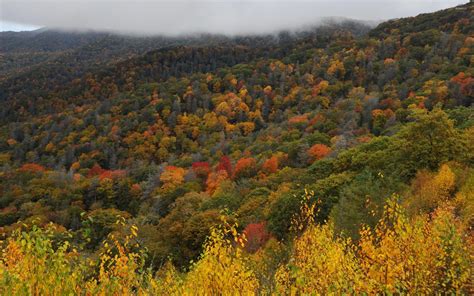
[0,18,373,120]
[0,3,472,291]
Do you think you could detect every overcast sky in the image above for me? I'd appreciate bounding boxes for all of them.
[0,0,468,35]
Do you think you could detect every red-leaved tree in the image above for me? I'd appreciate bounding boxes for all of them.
[243,222,271,253]
[216,155,233,176]
[192,161,211,179]
[308,144,331,162]
[233,157,257,179]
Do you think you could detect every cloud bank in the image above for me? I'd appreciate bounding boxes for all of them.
[0,0,467,35]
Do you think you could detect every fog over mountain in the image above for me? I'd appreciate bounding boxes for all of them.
[1,0,467,35]
[0,2,473,293]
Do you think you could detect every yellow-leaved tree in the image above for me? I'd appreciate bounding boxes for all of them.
[405,163,456,215]
[275,189,472,295]
[181,217,259,295]
[358,197,471,294]
[275,223,363,294]
[275,189,364,294]
[0,224,86,295]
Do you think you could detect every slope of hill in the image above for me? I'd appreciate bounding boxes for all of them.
[0,2,473,294]
[0,20,372,121]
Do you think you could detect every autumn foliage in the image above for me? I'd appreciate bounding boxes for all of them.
[206,170,229,194]
[216,156,232,176]
[192,161,211,179]
[18,163,46,173]
[242,222,271,253]
[87,164,126,180]
[0,3,473,295]
[2,187,471,295]
[233,157,257,179]
[308,144,331,162]
[160,166,186,190]
[87,163,107,177]
[262,156,279,175]
[275,191,472,294]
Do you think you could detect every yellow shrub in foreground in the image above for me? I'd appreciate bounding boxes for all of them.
[276,196,472,295]
[181,218,259,295]
[0,196,471,295]
[275,223,363,294]
[0,225,86,295]
[358,198,471,294]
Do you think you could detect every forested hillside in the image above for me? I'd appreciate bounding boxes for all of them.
[0,2,473,294]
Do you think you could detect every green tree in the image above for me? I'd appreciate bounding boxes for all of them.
[330,170,404,239]
[393,108,464,179]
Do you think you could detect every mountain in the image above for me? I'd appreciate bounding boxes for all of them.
[0,19,372,119]
[0,3,473,294]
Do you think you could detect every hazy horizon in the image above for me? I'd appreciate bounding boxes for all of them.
[0,0,468,35]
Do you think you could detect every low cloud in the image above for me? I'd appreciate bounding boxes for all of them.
[0,0,467,35]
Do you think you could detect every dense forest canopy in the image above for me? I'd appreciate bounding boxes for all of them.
[0,2,473,294]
